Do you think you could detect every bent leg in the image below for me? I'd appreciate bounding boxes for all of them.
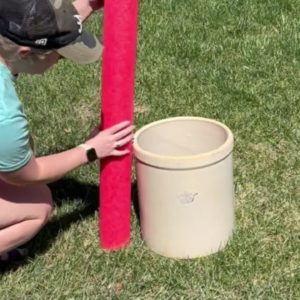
[0,180,53,255]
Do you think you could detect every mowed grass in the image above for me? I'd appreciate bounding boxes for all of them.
[1,0,300,298]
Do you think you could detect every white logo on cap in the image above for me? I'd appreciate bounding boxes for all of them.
[35,38,48,46]
[73,15,82,34]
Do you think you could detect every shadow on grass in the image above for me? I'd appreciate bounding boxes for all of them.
[1,177,140,273]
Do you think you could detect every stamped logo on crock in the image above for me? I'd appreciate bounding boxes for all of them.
[177,191,199,204]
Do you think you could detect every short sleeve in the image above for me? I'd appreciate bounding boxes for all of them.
[0,116,33,172]
[0,64,33,172]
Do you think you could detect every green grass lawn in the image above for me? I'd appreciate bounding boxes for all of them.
[1,0,300,298]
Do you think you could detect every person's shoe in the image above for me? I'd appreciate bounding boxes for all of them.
[0,248,28,264]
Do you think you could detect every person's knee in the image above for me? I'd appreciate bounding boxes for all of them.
[38,185,53,225]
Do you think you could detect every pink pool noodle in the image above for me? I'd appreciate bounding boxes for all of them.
[99,0,138,250]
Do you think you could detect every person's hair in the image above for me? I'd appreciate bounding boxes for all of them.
[0,34,20,59]
[0,34,51,62]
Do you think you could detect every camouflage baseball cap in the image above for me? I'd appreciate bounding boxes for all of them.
[0,0,102,64]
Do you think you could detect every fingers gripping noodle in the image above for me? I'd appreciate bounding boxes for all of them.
[99,0,138,250]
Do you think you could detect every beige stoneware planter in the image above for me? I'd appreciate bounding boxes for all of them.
[133,117,234,258]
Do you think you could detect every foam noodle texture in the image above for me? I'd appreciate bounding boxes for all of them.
[99,0,138,250]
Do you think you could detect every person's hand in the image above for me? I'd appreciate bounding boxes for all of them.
[89,0,104,11]
[73,0,104,23]
[85,121,134,158]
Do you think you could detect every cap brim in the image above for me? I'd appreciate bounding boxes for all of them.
[57,31,102,64]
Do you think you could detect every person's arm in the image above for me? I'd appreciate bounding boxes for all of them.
[73,0,104,22]
[0,147,87,186]
[0,121,133,186]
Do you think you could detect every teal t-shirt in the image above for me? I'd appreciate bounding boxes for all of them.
[0,64,32,172]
